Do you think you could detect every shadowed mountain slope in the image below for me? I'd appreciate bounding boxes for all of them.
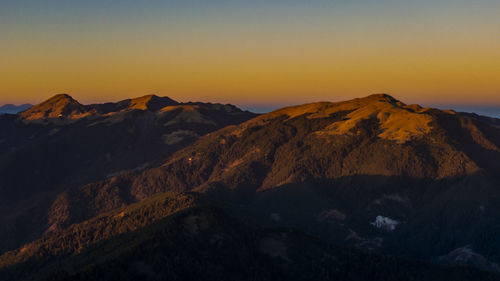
[0,94,256,253]
[0,94,255,201]
[0,192,202,270]
[1,204,497,281]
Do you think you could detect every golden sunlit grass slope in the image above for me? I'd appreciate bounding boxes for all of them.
[18,94,90,120]
[18,94,180,121]
[127,95,178,111]
[267,94,434,143]
[16,93,243,125]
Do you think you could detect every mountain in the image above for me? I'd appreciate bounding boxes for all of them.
[0,104,32,115]
[18,94,89,120]
[0,94,255,201]
[0,94,256,253]
[36,94,500,270]
[2,93,500,278]
[18,94,180,121]
[446,105,500,119]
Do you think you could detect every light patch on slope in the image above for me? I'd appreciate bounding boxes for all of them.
[164,109,216,126]
[160,105,198,113]
[345,229,384,250]
[223,147,261,171]
[459,117,499,151]
[128,95,155,110]
[372,193,410,208]
[162,130,199,145]
[370,216,400,231]
[88,112,128,126]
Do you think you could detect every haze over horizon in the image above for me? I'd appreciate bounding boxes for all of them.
[1,0,499,107]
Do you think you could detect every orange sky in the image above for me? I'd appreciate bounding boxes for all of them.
[1,1,499,106]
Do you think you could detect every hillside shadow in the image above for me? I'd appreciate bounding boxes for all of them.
[204,172,500,265]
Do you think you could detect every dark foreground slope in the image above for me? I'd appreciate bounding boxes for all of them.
[1,205,497,281]
[0,94,255,253]
[45,94,500,270]
[0,192,202,271]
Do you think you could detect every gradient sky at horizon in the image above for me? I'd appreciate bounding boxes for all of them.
[1,0,499,107]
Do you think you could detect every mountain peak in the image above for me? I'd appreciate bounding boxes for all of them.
[129,95,178,111]
[362,93,399,103]
[48,93,74,101]
[267,94,433,143]
[19,93,89,120]
[365,93,395,99]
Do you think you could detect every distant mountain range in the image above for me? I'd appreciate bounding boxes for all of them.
[0,103,32,114]
[1,94,500,280]
[441,106,500,119]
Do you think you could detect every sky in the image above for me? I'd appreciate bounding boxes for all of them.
[1,0,499,110]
